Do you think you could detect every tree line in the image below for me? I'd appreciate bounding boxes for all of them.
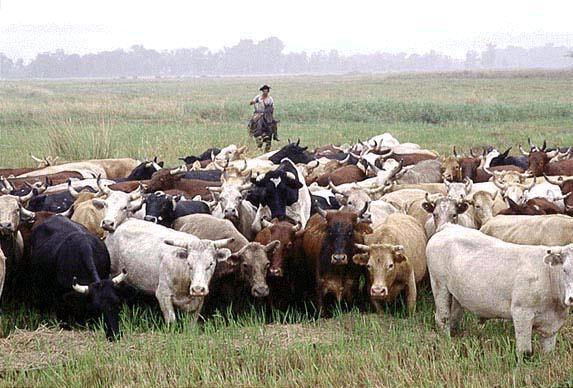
[0,37,571,79]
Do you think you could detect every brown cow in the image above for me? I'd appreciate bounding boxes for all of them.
[353,213,427,313]
[544,175,573,215]
[441,156,463,182]
[520,144,573,177]
[315,165,366,187]
[498,197,561,216]
[302,208,372,314]
[144,167,220,200]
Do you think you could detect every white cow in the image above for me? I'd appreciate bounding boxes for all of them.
[427,224,573,355]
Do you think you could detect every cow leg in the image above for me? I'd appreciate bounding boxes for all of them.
[155,288,176,324]
[539,333,557,354]
[512,310,534,356]
[433,287,452,336]
[450,297,463,332]
[179,298,204,326]
[405,271,417,314]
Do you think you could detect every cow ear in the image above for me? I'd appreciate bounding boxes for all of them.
[456,202,469,214]
[92,199,106,209]
[158,161,164,168]
[544,250,564,267]
[501,148,511,158]
[225,253,241,266]
[422,202,435,214]
[265,240,281,255]
[352,253,369,266]
[334,194,346,205]
[215,248,232,262]
[355,222,373,235]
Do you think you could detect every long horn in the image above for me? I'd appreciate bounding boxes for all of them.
[97,175,111,195]
[378,148,394,160]
[72,278,89,295]
[67,179,81,199]
[261,219,273,228]
[19,204,35,220]
[240,159,248,172]
[212,237,234,249]
[328,180,345,195]
[207,186,223,192]
[112,269,128,285]
[453,146,458,158]
[521,176,537,191]
[464,177,473,193]
[337,154,351,165]
[18,189,35,203]
[164,239,188,249]
[354,243,370,252]
[550,192,572,202]
[365,181,393,195]
[317,206,328,218]
[543,174,564,187]
[518,145,530,157]
[30,154,44,163]
[129,184,144,201]
[239,183,252,192]
[357,201,369,217]
[1,176,14,194]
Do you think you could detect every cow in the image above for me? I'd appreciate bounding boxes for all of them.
[179,147,221,165]
[0,192,35,263]
[302,208,373,314]
[26,183,97,213]
[489,147,529,170]
[521,143,573,177]
[143,192,210,227]
[173,214,279,313]
[426,223,573,355]
[469,190,500,228]
[68,183,107,239]
[392,160,443,184]
[388,152,437,167]
[104,218,233,324]
[269,139,315,165]
[30,216,127,339]
[497,197,561,216]
[491,173,536,205]
[544,175,573,215]
[93,181,144,232]
[248,159,311,230]
[422,193,475,237]
[114,158,163,182]
[210,184,257,240]
[17,161,107,179]
[441,155,463,182]
[353,213,427,313]
[315,164,366,187]
[309,187,341,214]
[213,144,248,164]
[480,214,573,246]
[144,167,220,199]
[444,178,473,200]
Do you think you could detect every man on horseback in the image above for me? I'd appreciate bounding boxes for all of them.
[249,84,279,142]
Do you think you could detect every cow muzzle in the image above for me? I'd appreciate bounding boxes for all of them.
[0,223,14,234]
[269,267,283,277]
[331,253,348,265]
[101,220,116,232]
[252,284,269,298]
[144,215,158,224]
[370,285,388,299]
[223,208,239,221]
[190,285,208,297]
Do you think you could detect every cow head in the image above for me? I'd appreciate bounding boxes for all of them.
[269,138,314,165]
[520,141,553,177]
[126,158,163,181]
[164,237,234,297]
[444,178,473,200]
[250,168,302,220]
[498,197,546,216]
[490,170,535,204]
[470,190,497,227]
[543,246,573,307]
[72,271,127,340]
[318,207,372,265]
[0,193,35,235]
[329,181,371,214]
[353,243,408,300]
[145,166,187,193]
[209,184,251,224]
[544,175,573,215]
[143,192,179,225]
[257,219,301,277]
[441,155,462,182]
[94,182,144,232]
[230,241,279,297]
[422,193,472,230]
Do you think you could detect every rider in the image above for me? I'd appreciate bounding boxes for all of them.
[249,84,279,141]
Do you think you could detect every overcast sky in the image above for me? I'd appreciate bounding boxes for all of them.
[1,0,572,60]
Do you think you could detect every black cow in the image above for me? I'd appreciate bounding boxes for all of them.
[27,186,96,213]
[179,147,221,165]
[269,139,315,165]
[322,152,360,165]
[247,159,303,220]
[30,216,126,339]
[311,194,341,214]
[182,169,222,182]
[116,158,164,182]
[489,147,529,170]
[143,192,210,226]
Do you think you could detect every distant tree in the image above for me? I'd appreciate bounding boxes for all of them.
[481,43,497,68]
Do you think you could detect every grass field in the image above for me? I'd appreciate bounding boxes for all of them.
[1,71,573,386]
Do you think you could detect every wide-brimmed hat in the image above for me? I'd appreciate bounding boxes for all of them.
[259,84,271,91]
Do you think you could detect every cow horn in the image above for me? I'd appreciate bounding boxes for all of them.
[240,160,248,172]
[519,145,530,157]
[522,176,537,191]
[424,192,438,206]
[543,174,564,187]
[18,189,35,203]
[337,154,351,165]
[354,243,370,252]
[58,206,73,218]
[72,278,89,295]
[112,269,128,285]
[317,206,328,218]
[332,144,343,152]
[296,138,300,146]
[164,239,188,249]
[30,154,44,164]
[212,238,234,249]
[357,201,369,217]
[453,146,459,158]
[261,218,273,228]
[328,180,345,196]
[306,160,320,172]
[0,176,13,194]
[444,179,451,189]
[286,172,297,181]
[464,177,473,193]
[129,184,144,201]
[19,204,36,220]
[67,179,81,199]
[365,181,393,196]
[239,183,252,192]
[207,186,223,193]
[97,175,111,195]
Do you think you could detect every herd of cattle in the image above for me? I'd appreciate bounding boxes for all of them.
[1,134,573,355]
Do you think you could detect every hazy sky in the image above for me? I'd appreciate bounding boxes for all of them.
[1,0,572,60]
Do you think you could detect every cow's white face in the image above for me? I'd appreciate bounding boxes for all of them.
[472,192,495,227]
[544,246,573,307]
[186,242,232,296]
[503,185,526,205]
[0,196,32,235]
[219,187,243,221]
[423,197,469,230]
[96,190,142,232]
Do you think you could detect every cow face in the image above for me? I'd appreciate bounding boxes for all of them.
[527,151,549,177]
[215,186,245,223]
[471,191,496,227]
[269,139,313,165]
[126,160,163,181]
[164,238,233,297]
[444,179,472,200]
[143,192,177,225]
[544,246,573,307]
[422,195,470,230]
[459,157,480,181]
[233,242,278,297]
[323,211,360,265]
[441,156,462,182]
[96,188,143,232]
[255,171,303,220]
[256,220,300,277]
[0,195,35,235]
[72,272,127,340]
[353,243,407,300]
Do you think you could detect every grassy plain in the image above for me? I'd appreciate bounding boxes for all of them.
[1,71,573,386]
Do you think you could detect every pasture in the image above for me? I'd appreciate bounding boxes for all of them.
[1,71,573,386]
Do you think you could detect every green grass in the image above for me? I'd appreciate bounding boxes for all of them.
[1,71,573,386]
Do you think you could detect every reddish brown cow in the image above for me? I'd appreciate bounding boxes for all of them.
[526,152,573,177]
[144,168,220,200]
[6,172,84,191]
[108,181,147,193]
[497,197,560,216]
[389,153,437,167]
[474,165,525,183]
[315,165,366,187]
[0,168,37,177]
[302,207,372,314]
[544,175,573,216]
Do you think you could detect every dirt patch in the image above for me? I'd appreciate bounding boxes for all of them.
[0,325,98,373]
